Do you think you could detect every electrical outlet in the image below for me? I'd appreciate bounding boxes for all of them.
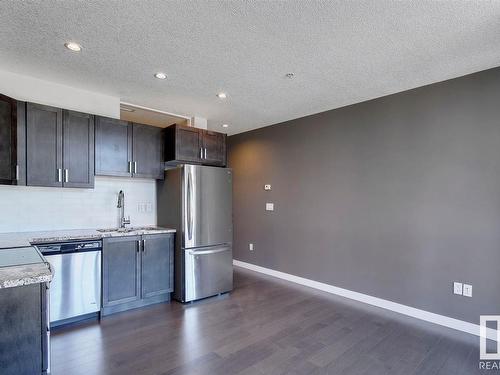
[453,282,463,295]
[266,203,274,211]
[249,243,254,251]
[264,184,272,191]
[463,284,472,297]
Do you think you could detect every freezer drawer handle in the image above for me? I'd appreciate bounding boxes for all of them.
[188,247,230,255]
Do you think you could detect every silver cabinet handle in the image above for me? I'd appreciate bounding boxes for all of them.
[142,239,146,252]
[134,161,137,174]
[204,148,207,159]
[200,147,203,159]
[57,168,62,182]
[136,240,140,253]
[15,165,19,181]
[64,169,69,183]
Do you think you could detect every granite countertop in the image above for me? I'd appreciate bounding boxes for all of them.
[0,263,53,289]
[0,246,53,289]
[0,226,176,289]
[0,226,176,248]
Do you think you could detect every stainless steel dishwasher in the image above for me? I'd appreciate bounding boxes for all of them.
[36,240,102,326]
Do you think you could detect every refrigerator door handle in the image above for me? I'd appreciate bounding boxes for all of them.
[187,170,193,241]
[188,247,230,255]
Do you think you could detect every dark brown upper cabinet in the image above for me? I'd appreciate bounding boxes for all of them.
[165,124,226,167]
[95,117,132,177]
[95,116,164,179]
[132,123,164,179]
[62,110,95,188]
[0,95,17,184]
[0,95,25,186]
[26,103,95,188]
[26,103,63,187]
[202,130,226,166]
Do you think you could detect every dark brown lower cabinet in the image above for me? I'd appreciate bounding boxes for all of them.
[102,236,141,310]
[102,233,174,316]
[141,234,174,298]
[0,283,49,375]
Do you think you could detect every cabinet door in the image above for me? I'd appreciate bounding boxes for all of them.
[63,110,95,188]
[102,236,141,307]
[175,125,203,163]
[141,234,174,299]
[95,117,132,177]
[202,130,226,166]
[26,103,63,187]
[16,102,26,186]
[132,123,164,179]
[0,94,17,185]
[0,284,43,375]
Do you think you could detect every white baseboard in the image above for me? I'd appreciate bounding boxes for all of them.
[233,259,498,341]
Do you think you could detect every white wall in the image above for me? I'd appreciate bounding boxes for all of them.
[0,177,156,233]
[0,69,119,118]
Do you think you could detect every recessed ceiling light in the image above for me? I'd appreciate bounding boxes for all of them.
[222,124,229,128]
[285,73,295,79]
[154,72,167,80]
[64,42,82,52]
[217,92,227,99]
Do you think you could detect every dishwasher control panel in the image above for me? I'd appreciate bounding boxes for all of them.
[37,240,102,255]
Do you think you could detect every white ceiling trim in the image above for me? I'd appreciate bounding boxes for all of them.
[120,101,192,121]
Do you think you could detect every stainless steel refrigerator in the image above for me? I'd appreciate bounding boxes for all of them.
[157,164,233,302]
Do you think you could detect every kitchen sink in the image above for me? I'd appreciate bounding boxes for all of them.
[96,228,123,233]
[96,227,163,233]
[132,226,162,231]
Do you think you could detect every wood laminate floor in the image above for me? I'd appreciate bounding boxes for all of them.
[51,267,490,375]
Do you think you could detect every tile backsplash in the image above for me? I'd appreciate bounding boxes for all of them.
[0,176,157,233]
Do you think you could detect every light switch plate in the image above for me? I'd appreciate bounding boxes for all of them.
[266,203,274,211]
[463,284,472,297]
[249,243,254,251]
[264,184,272,190]
[453,282,463,295]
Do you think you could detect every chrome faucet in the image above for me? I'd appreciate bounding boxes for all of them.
[117,190,131,228]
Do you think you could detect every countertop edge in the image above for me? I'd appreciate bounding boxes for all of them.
[0,262,53,289]
[0,227,177,248]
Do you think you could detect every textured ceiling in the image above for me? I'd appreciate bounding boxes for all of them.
[1,1,500,135]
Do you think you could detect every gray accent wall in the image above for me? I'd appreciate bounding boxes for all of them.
[228,67,500,324]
